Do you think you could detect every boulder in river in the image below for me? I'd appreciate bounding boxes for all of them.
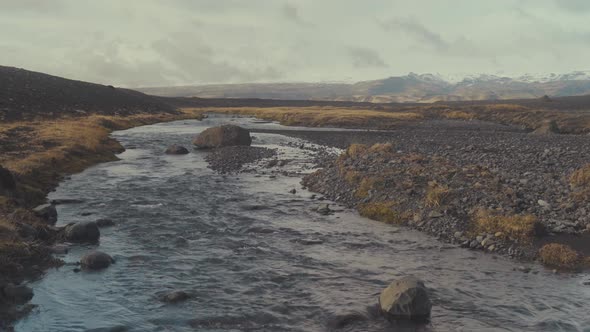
[159,290,191,303]
[316,203,332,215]
[379,275,432,322]
[64,221,100,243]
[192,125,252,149]
[165,145,189,155]
[80,251,114,270]
[33,204,58,225]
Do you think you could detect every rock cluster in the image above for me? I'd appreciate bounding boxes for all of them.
[205,146,276,174]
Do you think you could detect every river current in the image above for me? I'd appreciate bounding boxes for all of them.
[15,116,590,332]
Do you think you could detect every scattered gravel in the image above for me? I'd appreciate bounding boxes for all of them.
[266,120,590,260]
[205,146,277,174]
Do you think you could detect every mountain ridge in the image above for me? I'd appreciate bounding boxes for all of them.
[137,71,590,103]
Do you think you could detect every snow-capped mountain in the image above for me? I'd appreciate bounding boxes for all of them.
[138,71,590,103]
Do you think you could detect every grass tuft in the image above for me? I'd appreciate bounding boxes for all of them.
[358,201,402,224]
[424,181,450,207]
[473,209,539,242]
[538,243,580,269]
[569,164,590,200]
[346,144,368,159]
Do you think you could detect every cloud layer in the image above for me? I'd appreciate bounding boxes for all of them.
[1,0,589,86]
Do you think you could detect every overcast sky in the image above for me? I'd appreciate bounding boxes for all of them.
[1,0,589,87]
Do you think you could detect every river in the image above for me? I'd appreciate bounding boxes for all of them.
[15,115,590,332]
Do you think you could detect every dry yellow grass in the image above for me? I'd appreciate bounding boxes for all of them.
[568,164,590,201]
[346,144,369,159]
[358,201,402,224]
[473,209,538,241]
[181,106,422,129]
[424,181,450,207]
[0,111,202,176]
[444,110,474,120]
[343,170,362,184]
[355,177,379,199]
[367,142,395,154]
[483,104,530,112]
[538,243,580,269]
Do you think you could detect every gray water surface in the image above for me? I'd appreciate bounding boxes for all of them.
[15,116,590,332]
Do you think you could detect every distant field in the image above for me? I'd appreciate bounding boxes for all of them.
[183,106,422,128]
[181,103,590,134]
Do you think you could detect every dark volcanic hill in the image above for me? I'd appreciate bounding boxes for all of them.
[0,66,176,121]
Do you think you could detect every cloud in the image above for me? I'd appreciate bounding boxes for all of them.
[348,47,387,68]
[282,3,302,23]
[553,0,590,12]
[380,18,449,51]
[150,37,284,84]
[379,17,482,58]
[0,0,64,13]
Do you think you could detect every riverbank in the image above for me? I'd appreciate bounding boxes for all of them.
[244,120,590,270]
[17,117,590,331]
[0,110,203,330]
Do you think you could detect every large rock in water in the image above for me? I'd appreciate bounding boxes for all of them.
[80,251,114,270]
[64,221,100,243]
[192,125,252,149]
[379,276,432,321]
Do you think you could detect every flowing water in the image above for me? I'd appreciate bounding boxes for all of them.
[15,116,590,332]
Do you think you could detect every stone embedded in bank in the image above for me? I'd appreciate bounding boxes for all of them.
[33,204,58,225]
[379,275,432,322]
[192,125,252,149]
[0,165,17,193]
[2,284,34,304]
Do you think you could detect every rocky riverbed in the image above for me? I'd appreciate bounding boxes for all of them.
[205,146,277,173]
[12,116,590,331]
[250,120,590,266]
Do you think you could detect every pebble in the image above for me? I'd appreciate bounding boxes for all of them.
[518,266,531,273]
[428,211,443,218]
